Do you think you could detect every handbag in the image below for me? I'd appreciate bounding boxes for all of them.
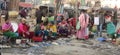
[76,20,80,30]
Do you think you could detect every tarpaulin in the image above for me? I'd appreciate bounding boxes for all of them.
[19,2,32,8]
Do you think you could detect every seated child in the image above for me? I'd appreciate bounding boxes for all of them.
[34,21,44,37]
[34,21,44,41]
[46,21,57,40]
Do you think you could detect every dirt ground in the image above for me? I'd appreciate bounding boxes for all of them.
[1,36,120,55]
[45,37,120,55]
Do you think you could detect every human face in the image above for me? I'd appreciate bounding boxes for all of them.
[21,19,26,24]
[48,22,52,26]
[22,20,26,24]
[6,19,10,23]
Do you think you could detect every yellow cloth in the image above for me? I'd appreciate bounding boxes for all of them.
[47,25,57,33]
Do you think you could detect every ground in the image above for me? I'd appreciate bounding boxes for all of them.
[1,35,120,55]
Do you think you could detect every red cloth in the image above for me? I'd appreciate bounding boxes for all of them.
[117,29,120,34]
[24,32,34,39]
[70,18,76,29]
[18,23,30,37]
[32,36,42,42]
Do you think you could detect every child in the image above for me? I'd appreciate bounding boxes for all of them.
[34,21,44,36]
[47,21,57,40]
[34,21,44,42]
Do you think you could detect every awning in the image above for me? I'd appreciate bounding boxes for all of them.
[19,2,32,8]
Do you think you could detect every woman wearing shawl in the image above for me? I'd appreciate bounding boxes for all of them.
[2,18,17,44]
[58,17,69,36]
[76,10,89,40]
[18,18,30,38]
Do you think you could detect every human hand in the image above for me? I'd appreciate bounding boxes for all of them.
[26,32,30,35]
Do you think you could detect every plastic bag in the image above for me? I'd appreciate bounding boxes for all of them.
[76,20,80,30]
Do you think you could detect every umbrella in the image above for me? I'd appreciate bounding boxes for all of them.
[39,4,54,7]
[79,6,90,10]
[19,2,32,8]
[101,7,115,11]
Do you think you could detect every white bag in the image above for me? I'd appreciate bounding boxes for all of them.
[85,27,89,36]
[94,17,99,25]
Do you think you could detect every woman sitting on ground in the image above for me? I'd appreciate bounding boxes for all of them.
[2,18,17,44]
[18,18,31,38]
[47,21,57,38]
[58,17,69,36]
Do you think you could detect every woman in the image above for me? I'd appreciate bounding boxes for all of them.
[76,10,89,40]
[47,21,57,37]
[58,17,69,36]
[105,15,116,41]
[2,18,17,44]
[18,18,31,38]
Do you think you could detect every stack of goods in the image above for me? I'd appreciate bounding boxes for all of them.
[9,11,19,18]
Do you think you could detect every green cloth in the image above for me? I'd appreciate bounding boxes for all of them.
[107,22,116,35]
[76,20,80,30]
[92,26,97,32]
[52,32,57,37]
[48,16,54,22]
[81,0,85,6]
[3,31,17,38]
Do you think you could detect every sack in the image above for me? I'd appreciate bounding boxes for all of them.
[76,20,80,30]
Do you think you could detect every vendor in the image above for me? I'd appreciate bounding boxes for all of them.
[18,18,31,38]
[2,18,17,44]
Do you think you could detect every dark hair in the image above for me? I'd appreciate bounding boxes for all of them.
[81,9,86,13]
[40,20,43,23]
[44,20,48,26]
[5,18,9,21]
[61,16,64,21]
[50,21,54,25]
